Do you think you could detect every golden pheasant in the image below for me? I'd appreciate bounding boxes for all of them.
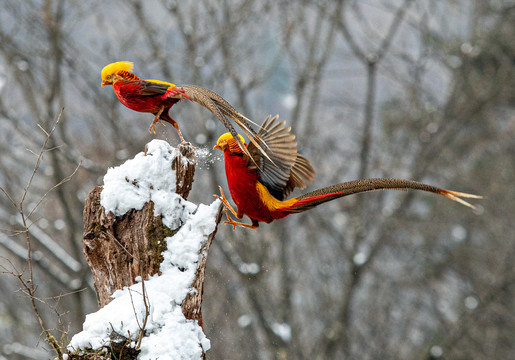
[100,61,266,159]
[214,116,482,229]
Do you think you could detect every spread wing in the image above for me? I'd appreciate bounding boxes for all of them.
[248,115,315,200]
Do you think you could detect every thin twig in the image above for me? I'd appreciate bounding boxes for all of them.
[127,277,150,350]
[26,160,82,219]
[136,278,150,350]
[1,109,70,360]
[20,108,64,209]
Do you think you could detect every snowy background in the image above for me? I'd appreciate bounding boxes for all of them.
[0,1,513,359]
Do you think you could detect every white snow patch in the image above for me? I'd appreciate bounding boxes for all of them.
[69,140,221,359]
[100,140,200,230]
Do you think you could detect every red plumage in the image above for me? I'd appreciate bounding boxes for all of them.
[112,81,185,114]
[214,116,481,230]
[222,147,292,225]
[101,61,268,157]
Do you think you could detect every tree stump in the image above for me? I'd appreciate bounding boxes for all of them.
[82,142,222,327]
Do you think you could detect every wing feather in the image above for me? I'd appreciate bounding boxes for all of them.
[137,81,172,96]
[248,115,315,199]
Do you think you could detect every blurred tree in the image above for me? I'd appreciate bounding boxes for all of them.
[0,0,512,359]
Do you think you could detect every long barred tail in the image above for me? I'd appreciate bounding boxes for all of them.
[181,85,270,163]
[286,178,482,214]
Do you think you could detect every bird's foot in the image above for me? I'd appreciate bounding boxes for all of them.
[214,187,258,230]
[148,120,166,134]
[222,218,258,230]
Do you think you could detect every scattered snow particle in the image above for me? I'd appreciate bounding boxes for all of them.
[32,251,43,261]
[460,42,480,57]
[271,323,291,342]
[69,278,81,289]
[54,219,66,230]
[460,42,473,54]
[195,147,222,170]
[464,295,478,310]
[473,204,484,216]
[332,213,347,229]
[430,345,443,358]
[281,94,297,110]
[38,218,49,229]
[195,133,207,145]
[451,225,467,242]
[193,147,210,160]
[16,60,29,71]
[116,148,129,160]
[353,252,367,266]
[448,55,462,69]
[205,119,216,131]
[426,122,439,134]
[237,314,252,328]
[238,262,260,275]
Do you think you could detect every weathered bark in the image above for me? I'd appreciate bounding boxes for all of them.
[82,143,221,328]
[182,206,223,328]
[171,142,197,199]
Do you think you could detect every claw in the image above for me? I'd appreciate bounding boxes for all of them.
[223,219,258,230]
[148,118,159,134]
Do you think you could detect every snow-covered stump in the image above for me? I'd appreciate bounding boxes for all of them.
[69,140,223,360]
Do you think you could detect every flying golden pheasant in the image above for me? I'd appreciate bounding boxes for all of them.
[214,115,482,229]
[100,61,266,158]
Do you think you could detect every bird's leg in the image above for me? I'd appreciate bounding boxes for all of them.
[149,106,166,134]
[214,186,258,230]
[159,111,186,143]
[169,118,186,144]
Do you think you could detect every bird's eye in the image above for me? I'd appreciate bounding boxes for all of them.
[106,75,112,80]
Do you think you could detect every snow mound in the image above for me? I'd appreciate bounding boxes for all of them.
[69,140,220,359]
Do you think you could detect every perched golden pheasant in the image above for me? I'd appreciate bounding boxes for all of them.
[214,115,482,229]
[100,61,266,158]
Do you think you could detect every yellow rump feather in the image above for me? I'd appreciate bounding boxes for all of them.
[255,182,297,211]
[101,61,134,80]
[145,79,176,88]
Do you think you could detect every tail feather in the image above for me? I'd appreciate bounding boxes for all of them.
[286,178,482,214]
[437,189,483,209]
[182,85,272,164]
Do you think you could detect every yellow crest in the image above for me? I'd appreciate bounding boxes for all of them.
[101,61,134,80]
[215,132,246,153]
[216,132,245,145]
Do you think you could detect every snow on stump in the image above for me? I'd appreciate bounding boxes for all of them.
[68,140,223,360]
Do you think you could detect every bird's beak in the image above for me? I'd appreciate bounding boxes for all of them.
[101,80,110,87]
[213,144,221,151]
